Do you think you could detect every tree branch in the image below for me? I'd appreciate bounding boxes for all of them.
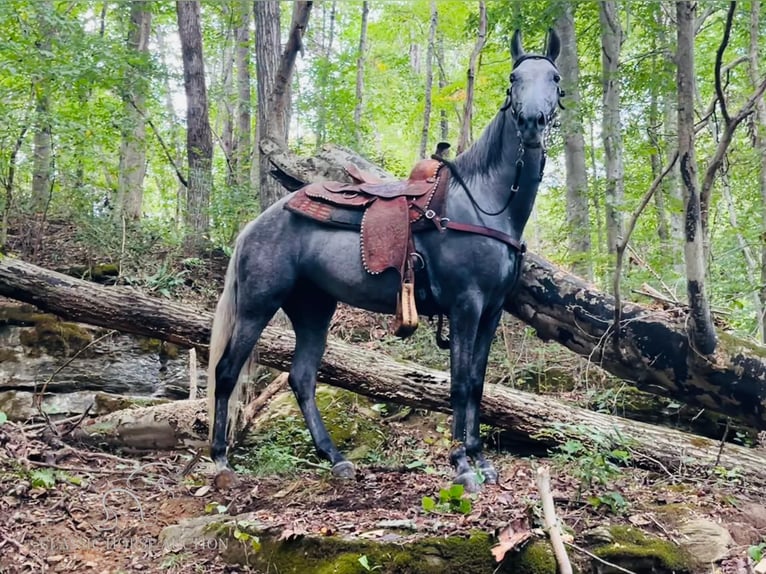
[713,1,736,125]
[129,98,188,188]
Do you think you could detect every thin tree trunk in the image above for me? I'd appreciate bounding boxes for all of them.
[219,7,236,187]
[751,0,766,343]
[599,0,624,256]
[353,1,369,150]
[156,29,187,229]
[255,1,312,210]
[116,0,152,221]
[418,0,437,159]
[437,33,448,143]
[457,1,486,155]
[676,0,716,355]
[233,0,251,190]
[31,1,53,216]
[176,0,213,254]
[254,0,282,210]
[556,2,591,279]
[315,0,336,149]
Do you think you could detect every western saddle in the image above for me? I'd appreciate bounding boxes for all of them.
[285,159,450,338]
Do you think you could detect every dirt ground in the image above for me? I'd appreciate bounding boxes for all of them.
[1,411,764,574]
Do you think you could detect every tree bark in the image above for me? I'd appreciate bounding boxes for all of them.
[676,1,716,355]
[117,0,152,221]
[750,0,766,344]
[255,1,312,210]
[555,3,590,279]
[233,0,251,190]
[457,1,486,156]
[599,0,624,256]
[176,0,213,254]
[0,257,765,485]
[31,0,53,217]
[418,0,437,159]
[353,1,369,150]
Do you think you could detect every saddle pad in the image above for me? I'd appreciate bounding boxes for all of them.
[361,196,410,276]
[285,190,364,228]
[304,182,373,208]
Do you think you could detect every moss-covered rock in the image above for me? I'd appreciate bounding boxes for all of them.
[161,515,555,574]
[234,386,386,473]
[17,316,92,357]
[592,526,693,573]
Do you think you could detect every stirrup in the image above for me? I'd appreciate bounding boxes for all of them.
[393,282,418,338]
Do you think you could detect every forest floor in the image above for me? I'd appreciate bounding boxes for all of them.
[1,217,765,573]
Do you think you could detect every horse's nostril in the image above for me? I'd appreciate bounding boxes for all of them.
[536,112,546,127]
[517,114,526,127]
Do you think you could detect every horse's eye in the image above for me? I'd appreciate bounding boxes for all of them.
[553,73,561,83]
[510,72,518,83]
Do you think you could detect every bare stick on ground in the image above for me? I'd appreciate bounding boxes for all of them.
[535,466,572,574]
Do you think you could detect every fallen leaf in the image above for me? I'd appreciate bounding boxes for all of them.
[193,485,211,497]
[491,523,533,562]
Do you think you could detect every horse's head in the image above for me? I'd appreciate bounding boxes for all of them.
[507,29,562,148]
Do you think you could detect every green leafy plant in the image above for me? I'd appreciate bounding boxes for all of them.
[587,491,628,514]
[234,520,261,552]
[204,502,228,515]
[358,554,382,571]
[748,542,766,562]
[0,411,7,424]
[422,484,472,515]
[30,469,56,489]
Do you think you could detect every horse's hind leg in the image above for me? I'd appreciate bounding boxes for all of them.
[211,308,280,471]
[282,288,354,478]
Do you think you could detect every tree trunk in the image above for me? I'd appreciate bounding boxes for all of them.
[751,0,766,343]
[437,33,448,144]
[555,2,590,279]
[176,0,213,254]
[353,1,369,150]
[30,0,54,215]
[315,0,336,150]
[418,0,437,159]
[2,222,766,433]
[233,0,251,190]
[676,1,716,355]
[599,0,624,256]
[116,0,152,221]
[255,1,312,210]
[0,258,765,485]
[457,1,486,156]
[219,9,236,187]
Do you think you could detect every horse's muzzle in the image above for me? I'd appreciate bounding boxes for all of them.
[516,111,547,147]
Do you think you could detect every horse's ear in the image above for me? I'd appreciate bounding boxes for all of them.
[546,27,561,61]
[511,29,525,62]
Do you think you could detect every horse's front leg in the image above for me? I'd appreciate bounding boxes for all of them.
[448,299,483,492]
[463,308,504,485]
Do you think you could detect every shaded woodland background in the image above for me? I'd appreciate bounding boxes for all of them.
[1,0,765,344]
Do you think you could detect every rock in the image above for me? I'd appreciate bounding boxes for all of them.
[677,518,733,564]
[592,526,693,573]
[726,522,761,546]
[738,502,766,530]
[755,558,766,574]
[160,513,554,573]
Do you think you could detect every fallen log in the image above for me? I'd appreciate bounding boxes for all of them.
[260,140,766,430]
[0,256,764,485]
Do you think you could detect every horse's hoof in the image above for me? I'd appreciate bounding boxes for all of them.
[454,471,482,493]
[479,465,499,485]
[213,468,240,490]
[331,461,356,479]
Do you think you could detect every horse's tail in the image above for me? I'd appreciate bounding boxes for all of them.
[207,245,242,443]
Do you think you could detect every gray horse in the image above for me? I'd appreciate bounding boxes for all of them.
[208,29,562,492]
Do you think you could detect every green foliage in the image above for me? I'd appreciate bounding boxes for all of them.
[358,554,382,572]
[748,542,766,562]
[536,423,632,512]
[422,484,473,515]
[0,411,7,425]
[29,468,56,489]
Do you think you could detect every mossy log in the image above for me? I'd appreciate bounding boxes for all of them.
[1,257,765,485]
